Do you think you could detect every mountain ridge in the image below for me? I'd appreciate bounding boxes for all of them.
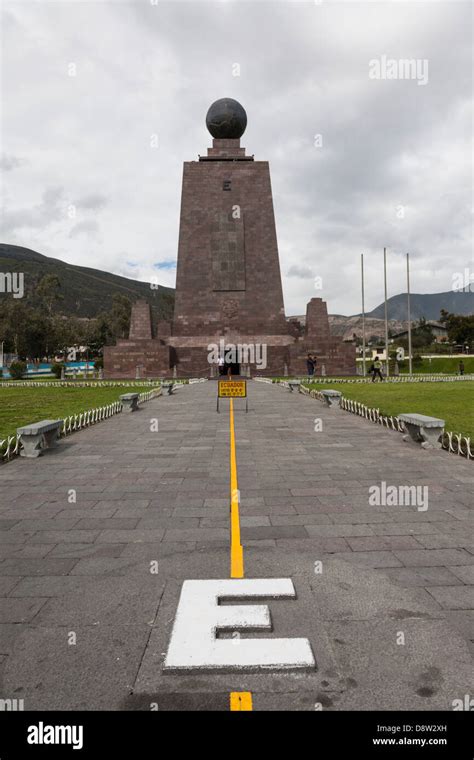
[0,243,174,321]
[1,244,472,327]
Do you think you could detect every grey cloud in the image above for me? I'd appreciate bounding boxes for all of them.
[287,265,314,279]
[69,219,100,238]
[0,154,25,171]
[76,193,108,211]
[2,186,65,236]
[1,1,471,315]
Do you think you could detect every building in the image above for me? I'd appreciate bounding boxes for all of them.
[391,321,449,344]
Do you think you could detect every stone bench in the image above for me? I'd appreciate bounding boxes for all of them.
[161,382,175,395]
[398,413,445,449]
[321,389,342,408]
[120,393,140,413]
[17,419,63,458]
[288,380,301,393]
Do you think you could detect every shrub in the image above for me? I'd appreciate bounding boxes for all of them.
[51,362,65,379]
[9,361,27,380]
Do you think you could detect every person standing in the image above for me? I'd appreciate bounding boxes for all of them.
[459,360,465,376]
[311,354,318,376]
[372,356,384,382]
[306,354,315,378]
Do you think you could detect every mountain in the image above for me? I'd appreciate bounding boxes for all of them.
[364,290,474,321]
[2,244,472,330]
[0,244,175,321]
[326,290,473,339]
[328,315,406,342]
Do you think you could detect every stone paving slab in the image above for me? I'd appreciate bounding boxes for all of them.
[0,380,472,710]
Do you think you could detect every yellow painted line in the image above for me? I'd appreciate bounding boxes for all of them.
[230,691,253,711]
[229,398,252,710]
[229,398,244,579]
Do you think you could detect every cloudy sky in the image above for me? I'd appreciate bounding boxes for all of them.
[1,0,472,315]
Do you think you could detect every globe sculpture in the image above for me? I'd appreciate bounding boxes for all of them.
[206,98,247,139]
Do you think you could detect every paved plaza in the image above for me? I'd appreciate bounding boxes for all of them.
[0,381,472,710]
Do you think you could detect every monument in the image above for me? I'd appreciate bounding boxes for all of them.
[104,98,355,378]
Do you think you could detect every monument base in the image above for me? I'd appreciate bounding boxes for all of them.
[103,298,356,379]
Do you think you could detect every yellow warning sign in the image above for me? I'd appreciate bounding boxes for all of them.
[218,380,247,398]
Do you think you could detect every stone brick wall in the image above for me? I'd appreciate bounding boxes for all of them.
[172,139,288,339]
[129,299,153,340]
[103,337,169,379]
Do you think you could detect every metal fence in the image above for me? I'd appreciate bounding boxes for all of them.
[256,374,474,385]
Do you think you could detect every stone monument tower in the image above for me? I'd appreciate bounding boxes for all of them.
[170,97,294,375]
[104,98,356,378]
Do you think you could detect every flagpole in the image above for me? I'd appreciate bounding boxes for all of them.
[384,247,390,377]
[407,252,413,374]
[361,254,366,376]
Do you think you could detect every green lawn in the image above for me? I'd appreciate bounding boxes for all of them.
[0,384,159,442]
[388,357,474,374]
[307,380,474,439]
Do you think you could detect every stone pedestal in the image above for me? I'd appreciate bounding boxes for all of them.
[120,393,140,413]
[321,389,342,408]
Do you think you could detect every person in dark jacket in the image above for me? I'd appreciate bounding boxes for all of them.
[306,354,315,377]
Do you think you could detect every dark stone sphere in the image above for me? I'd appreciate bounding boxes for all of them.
[206,98,247,139]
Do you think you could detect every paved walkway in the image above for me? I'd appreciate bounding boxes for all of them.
[0,381,472,710]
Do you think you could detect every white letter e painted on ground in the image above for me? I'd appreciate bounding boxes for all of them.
[164,578,315,671]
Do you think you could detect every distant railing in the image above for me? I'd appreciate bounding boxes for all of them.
[0,380,166,389]
[255,374,474,385]
[0,387,163,464]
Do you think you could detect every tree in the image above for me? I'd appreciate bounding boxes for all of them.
[36,274,63,316]
[110,294,132,339]
[51,316,87,359]
[0,301,50,358]
[440,310,474,345]
[9,360,27,379]
[89,294,133,348]
[85,314,113,353]
[0,288,133,362]
[51,362,65,379]
[413,317,434,347]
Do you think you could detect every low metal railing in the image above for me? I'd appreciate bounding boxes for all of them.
[256,374,474,384]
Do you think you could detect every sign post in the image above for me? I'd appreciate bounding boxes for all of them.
[217,380,248,413]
